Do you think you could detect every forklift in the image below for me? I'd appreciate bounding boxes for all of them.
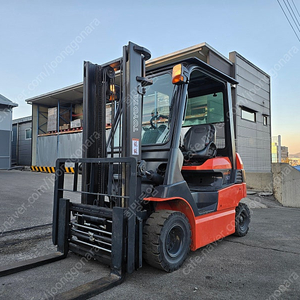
[1,42,250,299]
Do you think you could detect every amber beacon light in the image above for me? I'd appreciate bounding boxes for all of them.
[172,63,187,84]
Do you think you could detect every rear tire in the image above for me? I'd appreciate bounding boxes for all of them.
[234,203,250,237]
[143,210,191,272]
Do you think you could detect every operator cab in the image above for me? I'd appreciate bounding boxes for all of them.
[141,64,232,159]
[141,59,238,214]
[180,69,233,195]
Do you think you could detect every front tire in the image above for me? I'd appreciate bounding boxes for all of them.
[234,202,250,237]
[143,210,191,272]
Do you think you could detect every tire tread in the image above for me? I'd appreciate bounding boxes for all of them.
[143,210,191,272]
[234,202,250,237]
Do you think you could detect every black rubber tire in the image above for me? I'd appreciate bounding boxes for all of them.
[234,202,251,237]
[143,210,191,272]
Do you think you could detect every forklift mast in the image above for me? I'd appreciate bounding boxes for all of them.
[82,42,152,204]
[53,42,152,275]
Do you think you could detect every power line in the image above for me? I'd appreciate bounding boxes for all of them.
[287,0,300,28]
[291,0,300,18]
[283,0,300,32]
[277,0,300,42]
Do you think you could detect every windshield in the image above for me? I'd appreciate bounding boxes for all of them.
[141,73,173,145]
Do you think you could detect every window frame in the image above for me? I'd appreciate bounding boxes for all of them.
[241,106,256,123]
[25,128,32,140]
[263,115,268,126]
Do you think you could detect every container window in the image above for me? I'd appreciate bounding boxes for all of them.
[25,128,32,140]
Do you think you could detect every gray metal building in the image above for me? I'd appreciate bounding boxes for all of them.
[12,116,32,166]
[0,94,18,169]
[229,52,271,189]
[25,42,271,189]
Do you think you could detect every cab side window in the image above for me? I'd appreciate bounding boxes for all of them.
[183,70,226,149]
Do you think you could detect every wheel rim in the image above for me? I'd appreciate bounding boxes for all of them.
[166,226,184,258]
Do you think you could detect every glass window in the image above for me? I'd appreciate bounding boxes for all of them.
[183,92,226,149]
[263,115,268,126]
[183,92,224,127]
[25,128,32,140]
[141,73,173,145]
[183,70,226,149]
[241,107,256,122]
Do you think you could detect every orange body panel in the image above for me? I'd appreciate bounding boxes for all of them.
[181,157,232,171]
[144,183,246,251]
[193,208,236,249]
[217,183,247,210]
[236,153,244,170]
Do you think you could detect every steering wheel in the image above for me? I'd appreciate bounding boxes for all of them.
[150,114,168,129]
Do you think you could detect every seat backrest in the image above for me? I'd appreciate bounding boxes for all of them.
[183,124,216,152]
[182,124,216,160]
[142,125,168,145]
[142,128,160,144]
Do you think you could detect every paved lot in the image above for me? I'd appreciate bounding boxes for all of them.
[0,169,80,233]
[0,170,300,300]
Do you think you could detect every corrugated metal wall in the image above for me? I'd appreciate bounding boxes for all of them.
[0,108,12,169]
[36,132,82,167]
[11,120,32,166]
[230,52,271,173]
[11,125,17,164]
[18,122,32,165]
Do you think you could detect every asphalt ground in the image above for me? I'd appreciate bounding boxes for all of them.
[0,169,81,233]
[0,169,300,300]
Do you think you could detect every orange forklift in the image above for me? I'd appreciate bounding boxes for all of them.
[1,42,250,299]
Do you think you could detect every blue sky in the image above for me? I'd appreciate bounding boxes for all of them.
[1,0,299,153]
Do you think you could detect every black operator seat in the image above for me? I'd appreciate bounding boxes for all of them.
[182,124,217,161]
